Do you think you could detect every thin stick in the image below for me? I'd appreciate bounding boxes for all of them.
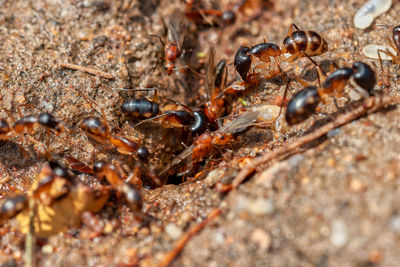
[25,199,35,267]
[157,208,222,267]
[231,95,400,189]
[59,63,114,80]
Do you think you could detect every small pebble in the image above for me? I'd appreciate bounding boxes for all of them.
[330,220,348,247]
[165,223,183,240]
[247,198,275,216]
[389,215,400,234]
[42,244,54,254]
[251,228,271,251]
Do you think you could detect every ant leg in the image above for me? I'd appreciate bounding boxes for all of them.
[149,34,165,47]
[330,96,340,110]
[302,53,327,77]
[287,23,300,36]
[292,74,314,87]
[12,134,30,160]
[316,67,326,88]
[277,80,291,117]
[26,135,51,159]
[282,53,300,63]
[377,49,396,87]
[78,90,112,133]
[273,57,291,117]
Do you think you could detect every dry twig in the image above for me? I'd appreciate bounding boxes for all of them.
[59,63,114,79]
[231,95,400,189]
[157,208,222,267]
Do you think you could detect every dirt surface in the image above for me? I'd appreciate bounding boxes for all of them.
[1,0,400,266]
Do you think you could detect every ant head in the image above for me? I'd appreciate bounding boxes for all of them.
[221,10,236,25]
[164,62,175,75]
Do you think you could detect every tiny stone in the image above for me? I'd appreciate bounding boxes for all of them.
[165,223,183,240]
[247,198,275,216]
[251,228,271,251]
[330,220,348,247]
[41,244,53,254]
[389,215,400,234]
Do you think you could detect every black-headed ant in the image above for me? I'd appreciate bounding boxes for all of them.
[0,112,65,158]
[122,88,209,135]
[285,62,376,125]
[75,91,150,162]
[80,116,149,161]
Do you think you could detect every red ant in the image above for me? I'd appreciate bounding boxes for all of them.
[160,110,259,177]
[202,47,228,123]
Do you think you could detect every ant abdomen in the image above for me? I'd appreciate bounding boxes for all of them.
[122,98,160,119]
[285,86,320,125]
[283,30,328,57]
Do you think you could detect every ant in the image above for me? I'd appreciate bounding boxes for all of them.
[0,161,141,237]
[160,110,259,177]
[285,61,376,125]
[81,116,149,161]
[217,45,259,96]
[122,88,209,135]
[0,112,65,158]
[281,23,328,76]
[184,0,237,27]
[93,161,143,212]
[163,20,183,75]
[202,47,228,123]
[75,90,150,162]
[0,162,73,224]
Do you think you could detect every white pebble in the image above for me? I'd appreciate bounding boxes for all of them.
[354,0,392,29]
[362,44,397,60]
[389,215,400,234]
[165,224,183,240]
[247,198,275,216]
[41,244,54,254]
[330,220,348,247]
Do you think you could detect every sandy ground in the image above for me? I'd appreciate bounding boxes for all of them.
[1,0,400,266]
